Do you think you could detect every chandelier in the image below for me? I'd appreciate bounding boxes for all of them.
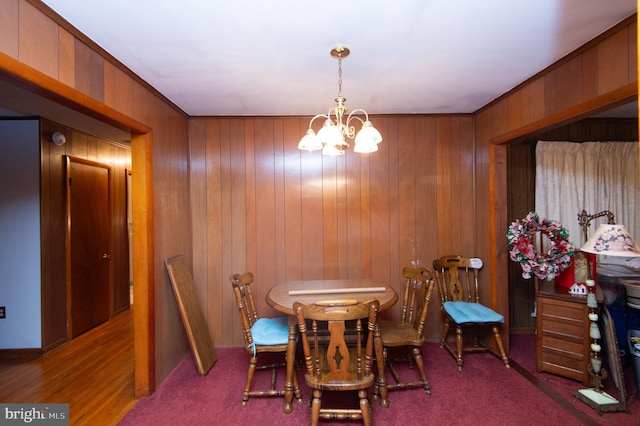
[298,45,382,155]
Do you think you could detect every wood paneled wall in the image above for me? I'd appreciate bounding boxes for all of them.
[190,115,476,347]
[476,16,637,349]
[478,17,637,145]
[40,119,131,351]
[1,0,193,393]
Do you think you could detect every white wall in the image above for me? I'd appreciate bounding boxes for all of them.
[0,119,41,349]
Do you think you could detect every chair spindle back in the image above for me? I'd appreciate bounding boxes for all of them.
[230,272,260,346]
[433,255,483,304]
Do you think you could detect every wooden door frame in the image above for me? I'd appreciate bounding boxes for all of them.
[0,56,155,397]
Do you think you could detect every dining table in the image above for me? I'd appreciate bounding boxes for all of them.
[265,278,398,414]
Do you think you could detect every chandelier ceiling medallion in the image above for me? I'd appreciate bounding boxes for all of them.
[298,45,382,156]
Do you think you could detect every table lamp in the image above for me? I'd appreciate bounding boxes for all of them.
[573,223,640,413]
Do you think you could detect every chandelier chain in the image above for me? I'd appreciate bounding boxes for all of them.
[337,52,343,99]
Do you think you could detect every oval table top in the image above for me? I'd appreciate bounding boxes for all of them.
[266,278,398,315]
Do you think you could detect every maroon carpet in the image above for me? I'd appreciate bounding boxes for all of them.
[510,333,640,425]
[120,343,586,426]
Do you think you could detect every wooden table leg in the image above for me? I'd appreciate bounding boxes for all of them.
[374,323,389,408]
[283,315,297,414]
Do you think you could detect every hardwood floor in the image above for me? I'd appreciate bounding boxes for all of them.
[0,309,136,425]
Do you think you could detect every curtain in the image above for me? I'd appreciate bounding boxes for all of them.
[535,141,639,247]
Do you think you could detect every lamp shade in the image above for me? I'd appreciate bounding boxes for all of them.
[316,120,342,146]
[298,129,323,151]
[581,224,640,257]
[322,142,346,156]
[353,121,382,153]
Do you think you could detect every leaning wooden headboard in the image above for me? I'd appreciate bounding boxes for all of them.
[165,255,217,376]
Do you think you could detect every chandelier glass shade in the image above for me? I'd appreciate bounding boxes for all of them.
[298,46,382,156]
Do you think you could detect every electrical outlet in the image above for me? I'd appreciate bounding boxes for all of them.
[0,306,5,318]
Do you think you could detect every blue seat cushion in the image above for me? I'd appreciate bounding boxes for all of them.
[443,301,504,324]
[250,317,290,346]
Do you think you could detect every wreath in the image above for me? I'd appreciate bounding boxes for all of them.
[507,211,576,281]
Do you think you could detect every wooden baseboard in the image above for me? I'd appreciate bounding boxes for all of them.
[0,348,43,359]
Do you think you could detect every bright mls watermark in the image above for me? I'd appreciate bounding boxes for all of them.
[1,404,68,425]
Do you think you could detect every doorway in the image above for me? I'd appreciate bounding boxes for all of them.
[0,69,153,397]
[66,156,112,338]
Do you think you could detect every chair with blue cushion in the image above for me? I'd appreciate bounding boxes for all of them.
[432,255,510,371]
[230,272,302,405]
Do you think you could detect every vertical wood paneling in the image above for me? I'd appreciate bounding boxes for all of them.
[581,47,599,100]
[243,120,260,311]
[335,150,349,279]
[543,70,558,117]
[231,120,245,278]
[113,165,130,314]
[187,120,207,334]
[301,141,324,280]
[72,38,91,99]
[283,118,303,281]
[322,145,339,278]
[507,90,521,130]
[57,28,74,87]
[369,117,391,283]
[103,64,137,119]
[414,116,440,341]
[387,117,401,291]
[457,116,477,258]
[476,134,492,258]
[19,1,57,78]
[151,105,191,379]
[205,120,226,346]
[434,117,449,257]
[397,116,415,272]
[435,116,455,255]
[41,121,68,351]
[0,0,18,58]
[507,142,536,332]
[528,78,546,123]
[598,27,630,94]
[345,150,363,277]
[254,119,276,315]
[273,120,287,285]
[629,22,638,79]
[414,117,437,261]
[194,114,475,345]
[360,150,372,276]
[220,120,234,283]
[556,56,582,111]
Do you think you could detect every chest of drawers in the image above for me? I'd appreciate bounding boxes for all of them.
[536,281,591,385]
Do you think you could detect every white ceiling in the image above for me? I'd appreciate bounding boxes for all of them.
[32,0,638,118]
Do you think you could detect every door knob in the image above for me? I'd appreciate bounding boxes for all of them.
[102,253,111,259]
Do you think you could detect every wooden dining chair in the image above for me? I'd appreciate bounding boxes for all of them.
[377,266,435,396]
[432,255,510,371]
[229,272,302,406]
[294,299,379,426]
